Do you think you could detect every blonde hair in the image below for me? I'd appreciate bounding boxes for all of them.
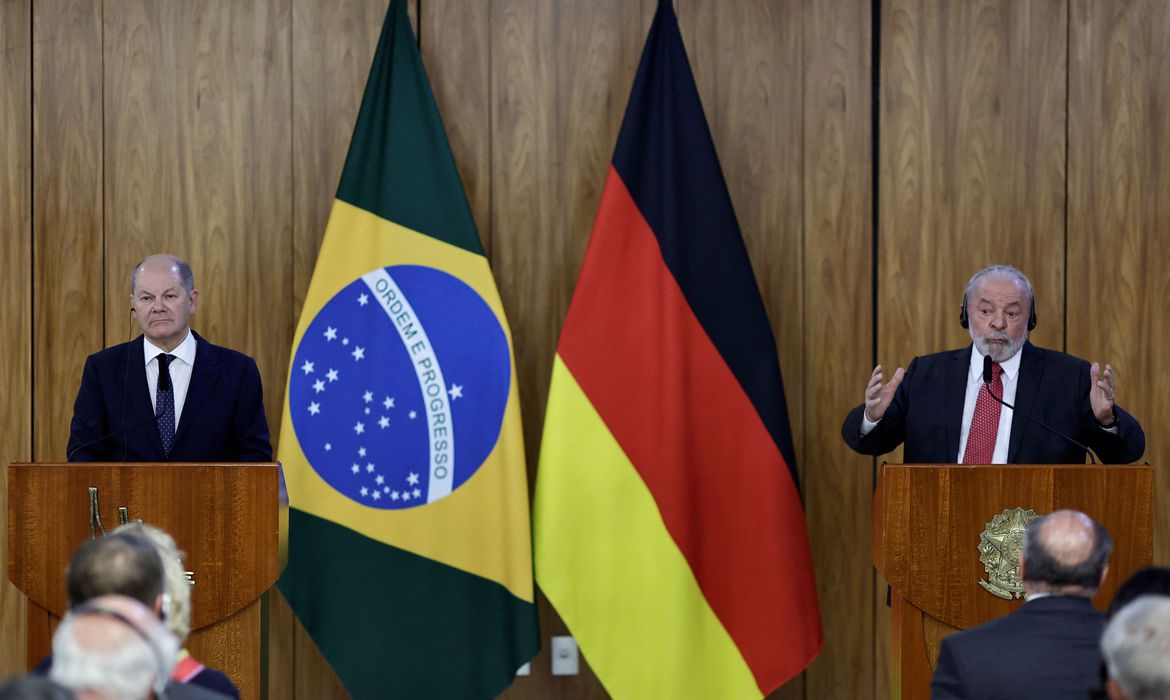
[114,522,192,642]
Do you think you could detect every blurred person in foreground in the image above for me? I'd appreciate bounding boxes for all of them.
[931,509,1112,699]
[113,523,238,699]
[35,533,228,699]
[49,594,179,700]
[1100,595,1170,700]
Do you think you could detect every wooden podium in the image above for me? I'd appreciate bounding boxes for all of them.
[872,463,1154,700]
[7,462,280,700]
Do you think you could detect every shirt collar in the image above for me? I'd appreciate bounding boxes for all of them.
[143,329,198,367]
[969,342,1023,382]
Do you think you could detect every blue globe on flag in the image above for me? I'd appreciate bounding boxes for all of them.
[289,265,511,510]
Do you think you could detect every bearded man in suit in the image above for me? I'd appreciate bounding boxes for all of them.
[842,264,1143,464]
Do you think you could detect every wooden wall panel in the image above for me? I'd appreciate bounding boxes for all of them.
[32,0,105,463]
[101,0,294,443]
[423,0,491,250]
[880,0,1067,365]
[490,1,652,696]
[803,0,874,697]
[14,1,1170,698]
[0,0,33,678]
[1068,1,1170,561]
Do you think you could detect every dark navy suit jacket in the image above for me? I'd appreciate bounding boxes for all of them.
[67,333,272,462]
[841,342,1145,464]
[931,595,1106,700]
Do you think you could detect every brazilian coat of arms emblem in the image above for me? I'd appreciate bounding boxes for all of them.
[977,507,1040,599]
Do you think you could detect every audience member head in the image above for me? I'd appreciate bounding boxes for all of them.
[66,533,164,611]
[114,523,192,643]
[0,675,76,700]
[1101,595,1170,700]
[1109,567,1170,618]
[49,594,179,700]
[1020,509,1111,596]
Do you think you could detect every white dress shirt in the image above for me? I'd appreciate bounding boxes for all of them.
[955,346,1021,464]
[143,330,198,428]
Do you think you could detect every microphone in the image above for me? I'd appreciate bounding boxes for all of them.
[67,406,163,461]
[980,355,1099,464]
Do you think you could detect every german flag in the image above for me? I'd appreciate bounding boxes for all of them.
[276,2,538,697]
[533,1,822,697]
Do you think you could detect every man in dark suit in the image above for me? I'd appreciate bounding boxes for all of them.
[841,265,1144,464]
[67,254,271,462]
[931,509,1112,699]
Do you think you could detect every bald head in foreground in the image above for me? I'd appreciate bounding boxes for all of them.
[932,509,1112,700]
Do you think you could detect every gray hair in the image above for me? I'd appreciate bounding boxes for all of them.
[130,254,195,294]
[50,605,179,700]
[964,264,1035,310]
[1102,595,1170,700]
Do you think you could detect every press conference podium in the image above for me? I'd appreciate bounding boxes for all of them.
[873,462,1154,700]
[7,462,280,700]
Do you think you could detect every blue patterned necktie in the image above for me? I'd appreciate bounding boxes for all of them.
[157,353,176,457]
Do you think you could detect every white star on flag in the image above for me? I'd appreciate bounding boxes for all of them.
[383,396,395,409]
[412,488,422,498]
[354,421,365,434]
[324,326,338,341]
[357,293,369,306]
[448,384,463,399]
[406,472,420,485]
[363,391,374,403]
[358,447,367,457]
[300,360,315,375]
[375,475,384,485]
[327,368,339,382]
[308,402,321,415]
[312,379,325,394]
[351,464,360,474]
[352,346,365,361]
[378,416,390,429]
[366,463,375,473]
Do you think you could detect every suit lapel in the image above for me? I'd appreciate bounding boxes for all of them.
[1008,342,1044,462]
[175,332,219,446]
[945,347,970,460]
[127,336,166,456]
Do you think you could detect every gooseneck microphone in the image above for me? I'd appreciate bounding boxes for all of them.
[980,354,1099,465]
[67,406,163,461]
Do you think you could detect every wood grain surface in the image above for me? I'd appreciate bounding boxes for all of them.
[5,1,1170,698]
[0,0,33,678]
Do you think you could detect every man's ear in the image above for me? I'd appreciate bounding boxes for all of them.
[1107,677,1127,700]
[1100,563,1110,589]
[152,592,165,618]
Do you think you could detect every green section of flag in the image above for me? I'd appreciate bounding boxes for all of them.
[336,0,483,256]
[279,509,539,699]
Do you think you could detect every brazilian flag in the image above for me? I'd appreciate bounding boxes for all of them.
[277,2,539,697]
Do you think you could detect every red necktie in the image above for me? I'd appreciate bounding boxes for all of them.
[963,362,1003,464]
